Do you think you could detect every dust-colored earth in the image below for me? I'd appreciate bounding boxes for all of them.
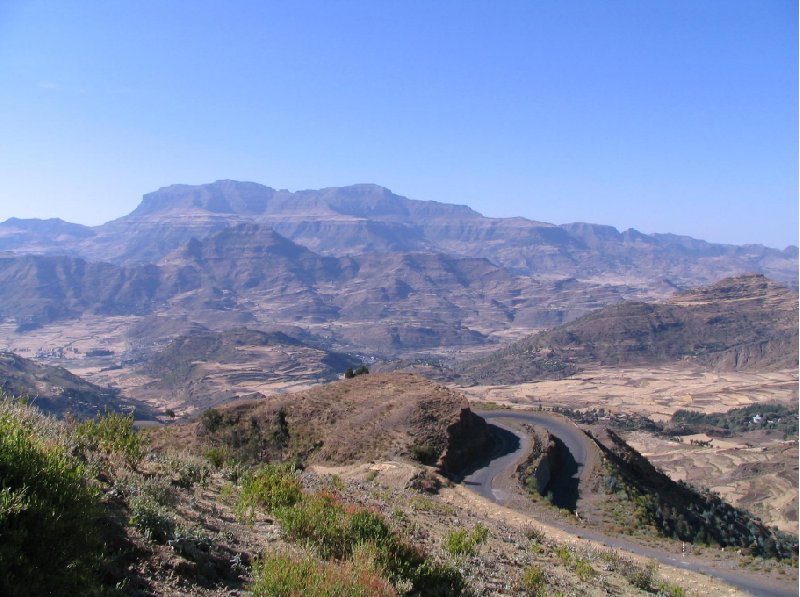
[459,365,798,421]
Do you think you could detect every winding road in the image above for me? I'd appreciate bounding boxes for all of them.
[464,410,797,597]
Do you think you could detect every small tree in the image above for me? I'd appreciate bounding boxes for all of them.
[272,407,289,457]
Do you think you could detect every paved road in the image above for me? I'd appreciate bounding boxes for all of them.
[464,410,797,597]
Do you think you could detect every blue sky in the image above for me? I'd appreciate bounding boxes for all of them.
[0,1,796,247]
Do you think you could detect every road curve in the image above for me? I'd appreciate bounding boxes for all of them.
[464,410,797,597]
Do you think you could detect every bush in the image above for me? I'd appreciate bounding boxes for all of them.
[410,443,437,464]
[75,410,145,467]
[344,365,370,379]
[573,557,595,580]
[443,524,489,557]
[624,561,658,591]
[274,491,349,558]
[235,464,303,524]
[554,544,572,566]
[200,408,223,433]
[656,580,686,597]
[272,490,463,594]
[203,445,232,468]
[167,454,211,488]
[521,564,546,595]
[0,410,103,595]
[251,551,395,597]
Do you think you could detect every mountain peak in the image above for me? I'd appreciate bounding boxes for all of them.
[668,273,795,306]
[131,180,276,217]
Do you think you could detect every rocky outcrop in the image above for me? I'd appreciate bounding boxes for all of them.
[438,407,493,474]
[517,427,560,496]
[153,373,494,470]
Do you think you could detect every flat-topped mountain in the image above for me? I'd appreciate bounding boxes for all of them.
[458,274,799,384]
[1,181,795,289]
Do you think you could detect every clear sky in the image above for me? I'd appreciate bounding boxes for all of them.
[0,1,796,248]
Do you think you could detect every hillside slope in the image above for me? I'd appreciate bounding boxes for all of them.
[152,373,492,474]
[131,328,358,414]
[0,224,648,354]
[0,351,146,418]
[458,274,798,384]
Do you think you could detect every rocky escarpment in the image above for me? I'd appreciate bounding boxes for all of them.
[4,181,795,291]
[517,426,560,496]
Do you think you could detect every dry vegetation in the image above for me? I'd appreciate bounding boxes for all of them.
[0,390,724,596]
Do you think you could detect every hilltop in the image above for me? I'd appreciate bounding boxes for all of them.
[151,373,493,474]
[458,274,798,385]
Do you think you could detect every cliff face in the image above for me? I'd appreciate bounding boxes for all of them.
[438,407,493,474]
[517,428,561,496]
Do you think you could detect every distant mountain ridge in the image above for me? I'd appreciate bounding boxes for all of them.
[457,274,799,384]
[0,224,643,353]
[0,180,795,290]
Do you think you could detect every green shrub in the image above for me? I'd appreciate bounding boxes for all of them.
[76,410,145,467]
[409,443,437,464]
[118,470,176,508]
[0,411,103,595]
[167,454,211,488]
[349,508,395,546]
[203,445,232,468]
[656,580,686,597]
[274,491,349,558]
[273,491,463,594]
[250,551,396,597]
[444,524,489,557]
[573,557,595,580]
[200,408,223,433]
[521,564,546,595]
[554,544,572,566]
[235,463,303,524]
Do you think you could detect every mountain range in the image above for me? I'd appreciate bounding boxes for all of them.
[0,180,796,358]
[2,180,796,281]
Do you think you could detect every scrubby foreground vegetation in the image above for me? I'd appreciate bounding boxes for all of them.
[0,391,712,596]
